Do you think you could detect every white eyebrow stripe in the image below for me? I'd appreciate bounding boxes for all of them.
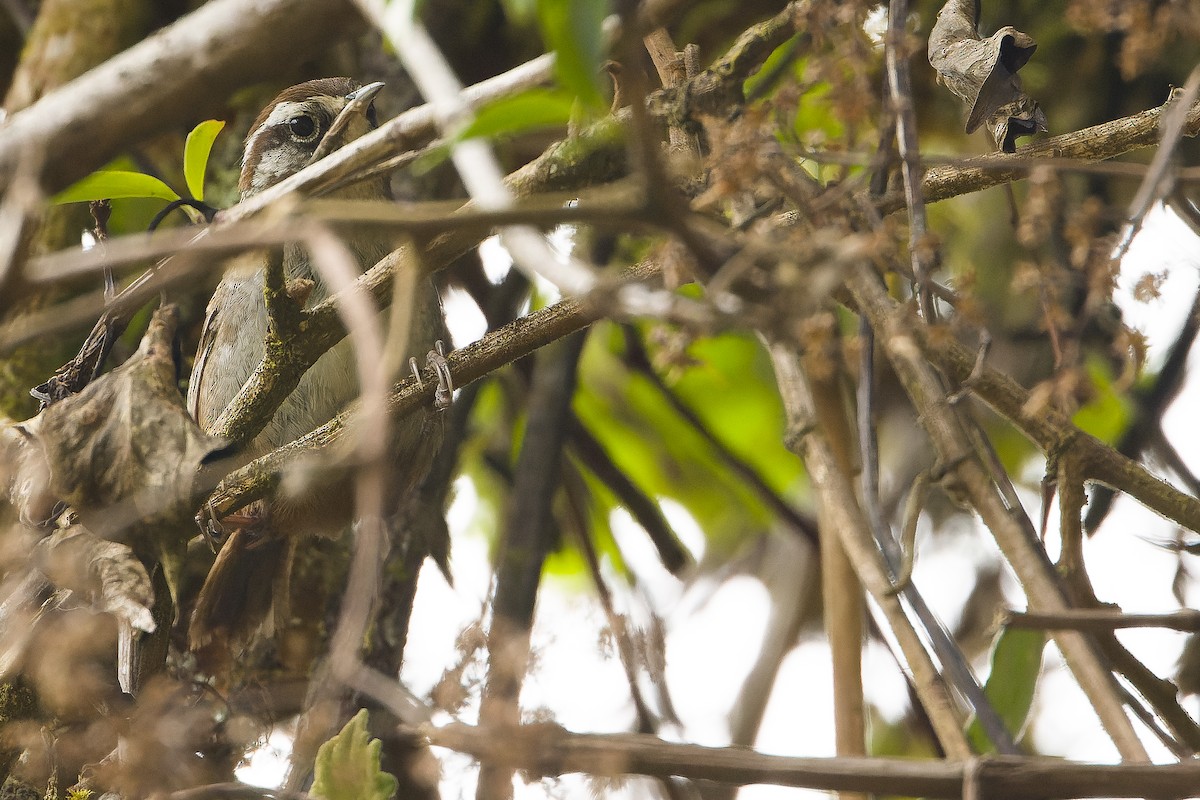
[244,101,309,161]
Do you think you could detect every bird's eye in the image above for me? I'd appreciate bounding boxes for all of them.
[287,115,318,140]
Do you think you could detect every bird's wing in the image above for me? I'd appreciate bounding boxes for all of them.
[187,291,223,429]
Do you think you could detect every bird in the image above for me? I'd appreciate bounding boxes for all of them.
[185,78,446,666]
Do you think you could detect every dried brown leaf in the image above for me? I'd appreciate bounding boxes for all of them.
[34,525,155,634]
[36,305,227,552]
[927,0,1046,152]
[1,416,56,528]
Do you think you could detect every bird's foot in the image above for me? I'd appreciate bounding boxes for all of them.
[409,340,454,411]
[195,504,263,553]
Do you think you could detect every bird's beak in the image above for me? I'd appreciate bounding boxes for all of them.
[308,82,386,164]
[345,81,385,105]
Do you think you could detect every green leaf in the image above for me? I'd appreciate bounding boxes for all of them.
[500,0,536,23]
[966,628,1046,753]
[411,141,453,176]
[537,0,609,113]
[183,119,225,201]
[311,710,397,800]
[459,88,575,142]
[573,322,803,556]
[743,34,800,99]
[53,171,180,205]
[1071,357,1133,445]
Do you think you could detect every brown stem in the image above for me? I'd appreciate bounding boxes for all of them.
[1006,609,1200,633]
[799,319,867,787]
[847,264,1149,761]
[768,340,971,759]
[476,332,587,800]
[426,721,1200,798]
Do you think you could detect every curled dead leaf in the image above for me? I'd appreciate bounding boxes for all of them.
[1,414,56,528]
[35,524,155,635]
[928,0,1046,152]
[35,305,228,553]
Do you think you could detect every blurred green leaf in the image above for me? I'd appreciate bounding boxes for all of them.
[791,82,846,147]
[1072,358,1133,445]
[460,88,575,142]
[53,170,180,204]
[183,119,225,201]
[412,141,453,176]
[538,0,609,113]
[543,454,628,582]
[573,322,803,555]
[500,0,537,24]
[743,34,799,99]
[311,710,397,800]
[966,628,1046,753]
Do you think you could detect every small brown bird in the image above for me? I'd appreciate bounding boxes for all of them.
[186,78,445,661]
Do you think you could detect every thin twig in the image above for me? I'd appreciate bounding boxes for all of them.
[1005,608,1200,633]
[569,416,692,574]
[848,265,1150,761]
[476,333,587,800]
[874,97,1200,215]
[1084,278,1200,533]
[360,0,597,296]
[621,327,818,544]
[423,721,1200,798]
[1112,66,1200,261]
[884,0,936,319]
[768,340,971,759]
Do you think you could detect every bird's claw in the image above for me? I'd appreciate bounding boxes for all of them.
[410,340,453,411]
[196,503,226,554]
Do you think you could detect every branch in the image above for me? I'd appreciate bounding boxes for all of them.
[885,0,936,317]
[202,262,659,517]
[905,295,1200,534]
[796,319,868,774]
[767,340,971,759]
[1006,608,1200,633]
[568,417,691,575]
[647,0,806,125]
[423,722,1200,799]
[476,333,586,800]
[620,326,819,545]
[847,265,1149,760]
[0,0,367,195]
[874,97,1200,214]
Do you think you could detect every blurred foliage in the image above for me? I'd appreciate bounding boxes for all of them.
[459,89,576,143]
[536,0,610,115]
[573,322,800,556]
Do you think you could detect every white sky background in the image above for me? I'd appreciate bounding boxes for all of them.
[241,204,1200,798]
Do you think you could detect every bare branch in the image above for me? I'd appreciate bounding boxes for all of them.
[1006,609,1200,633]
[423,722,1200,798]
[847,265,1150,760]
[767,340,972,759]
[874,96,1200,214]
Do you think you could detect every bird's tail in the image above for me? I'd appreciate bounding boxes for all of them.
[189,515,294,675]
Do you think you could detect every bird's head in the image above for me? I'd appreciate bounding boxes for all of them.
[239,77,383,198]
